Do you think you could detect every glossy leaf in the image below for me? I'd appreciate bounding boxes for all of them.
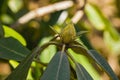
[3,25,26,46]
[87,50,119,80]
[40,51,70,80]
[0,37,30,61]
[75,63,93,80]
[0,24,4,38]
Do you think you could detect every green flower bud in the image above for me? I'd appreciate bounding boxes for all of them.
[60,23,76,43]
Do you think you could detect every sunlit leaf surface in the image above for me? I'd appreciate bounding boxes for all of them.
[3,25,26,46]
[68,49,100,80]
[39,37,56,63]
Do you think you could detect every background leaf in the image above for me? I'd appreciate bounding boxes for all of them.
[0,24,4,38]
[39,36,56,63]
[87,50,119,80]
[85,4,106,30]
[0,37,30,61]
[76,63,93,80]
[104,31,120,54]
[1,14,14,24]
[85,4,120,40]
[40,51,70,80]
[3,25,26,46]
[8,0,23,13]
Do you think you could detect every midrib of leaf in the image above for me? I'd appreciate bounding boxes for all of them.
[12,51,35,74]
[0,43,26,57]
[5,48,37,80]
[88,50,119,80]
[56,52,64,80]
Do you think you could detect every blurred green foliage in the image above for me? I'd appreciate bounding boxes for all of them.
[0,0,120,80]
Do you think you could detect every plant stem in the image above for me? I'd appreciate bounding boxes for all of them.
[61,44,66,53]
[11,1,74,28]
[34,41,60,61]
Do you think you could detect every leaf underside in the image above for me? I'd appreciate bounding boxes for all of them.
[40,51,70,80]
[5,47,41,80]
[76,63,93,80]
[87,50,118,80]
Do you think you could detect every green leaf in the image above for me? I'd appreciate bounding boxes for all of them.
[5,47,37,80]
[9,60,19,68]
[40,45,56,63]
[1,14,14,24]
[68,49,100,80]
[3,25,26,46]
[85,4,120,40]
[0,37,30,61]
[85,4,106,30]
[40,51,70,80]
[39,37,56,63]
[104,31,120,54]
[0,24,4,38]
[6,42,51,80]
[87,50,119,80]
[75,63,93,80]
[8,0,23,13]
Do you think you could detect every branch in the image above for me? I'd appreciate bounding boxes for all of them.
[11,1,74,28]
[72,0,86,24]
[72,10,84,24]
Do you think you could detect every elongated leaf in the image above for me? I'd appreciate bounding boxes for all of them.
[68,49,100,80]
[0,37,30,61]
[6,42,52,80]
[85,4,106,30]
[5,47,38,80]
[76,63,93,80]
[104,31,120,54]
[87,50,118,80]
[3,25,26,46]
[85,4,119,40]
[0,24,4,38]
[40,51,70,80]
